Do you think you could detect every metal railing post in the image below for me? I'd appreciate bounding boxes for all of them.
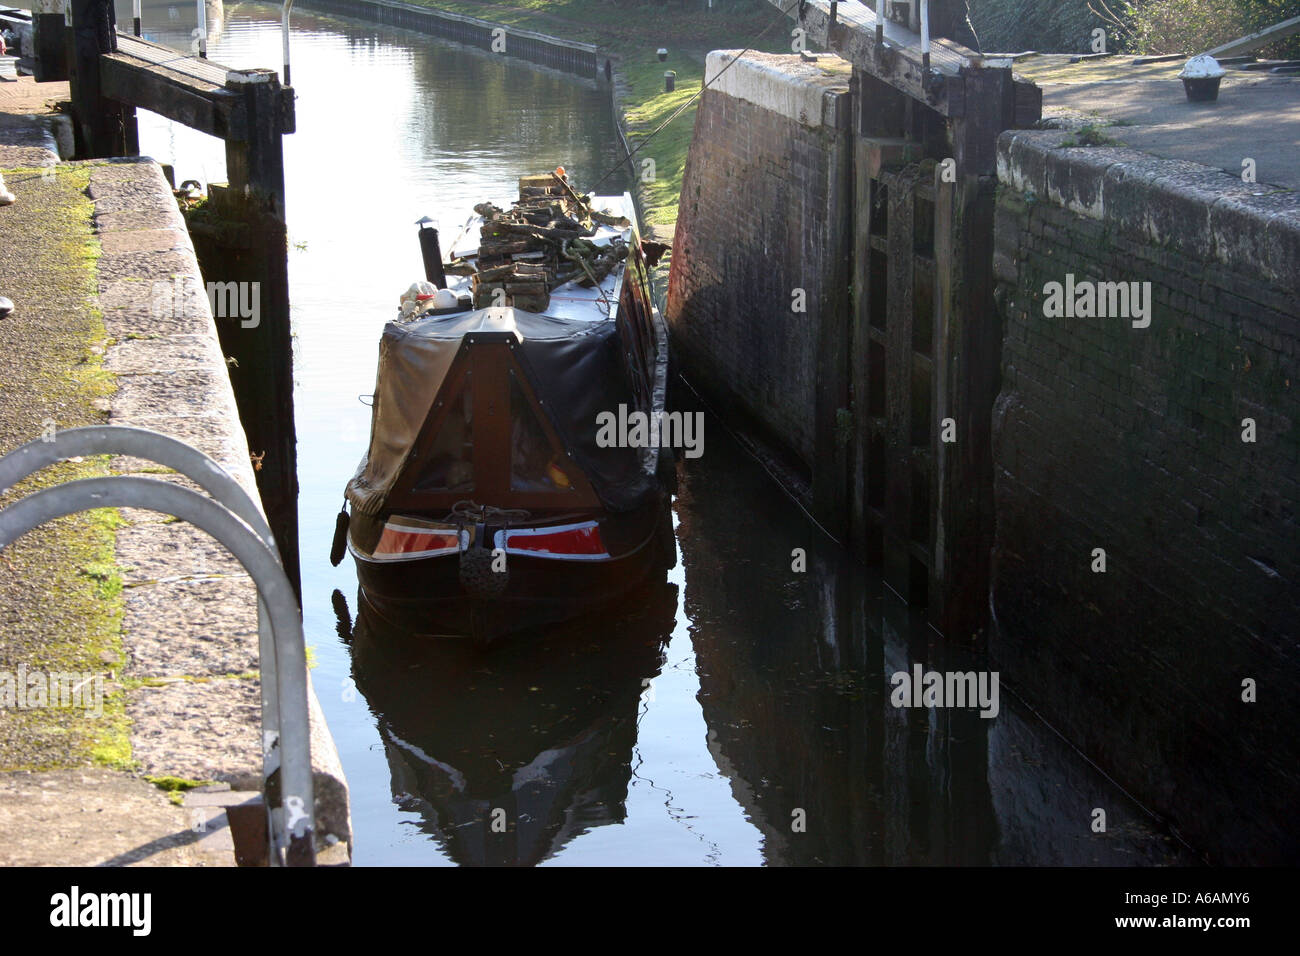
[196,0,207,58]
[282,0,294,87]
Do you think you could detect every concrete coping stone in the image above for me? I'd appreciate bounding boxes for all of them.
[86,158,352,859]
[997,127,1300,293]
[705,49,852,130]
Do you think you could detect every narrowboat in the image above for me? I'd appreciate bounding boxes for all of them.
[333,170,674,640]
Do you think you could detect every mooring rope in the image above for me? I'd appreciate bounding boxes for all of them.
[448,499,531,527]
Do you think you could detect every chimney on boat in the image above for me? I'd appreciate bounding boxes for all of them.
[416,216,448,289]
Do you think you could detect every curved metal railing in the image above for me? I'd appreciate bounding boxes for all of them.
[0,426,315,866]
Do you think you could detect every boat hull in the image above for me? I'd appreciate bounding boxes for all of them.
[351,502,674,641]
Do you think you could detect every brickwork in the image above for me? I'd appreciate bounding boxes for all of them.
[992,129,1300,864]
[666,54,851,473]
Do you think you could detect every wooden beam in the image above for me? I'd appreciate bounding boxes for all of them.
[101,55,239,138]
[67,0,135,158]
[1207,15,1300,59]
[882,166,920,602]
[762,0,964,116]
[812,105,854,535]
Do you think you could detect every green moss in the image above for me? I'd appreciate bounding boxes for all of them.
[79,560,125,602]
[146,774,214,792]
[0,164,130,773]
[90,702,136,771]
[1059,124,1122,147]
[124,671,259,689]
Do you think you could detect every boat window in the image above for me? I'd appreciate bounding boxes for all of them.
[412,381,474,493]
[509,371,576,493]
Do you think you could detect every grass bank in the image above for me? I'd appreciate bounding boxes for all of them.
[408,0,794,226]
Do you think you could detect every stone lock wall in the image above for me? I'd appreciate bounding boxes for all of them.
[666,50,852,480]
[991,129,1300,864]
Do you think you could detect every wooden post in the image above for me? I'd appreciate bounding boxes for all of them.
[883,165,920,604]
[812,89,855,536]
[33,0,69,82]
[924,68,1018,637]
[225,69,291,217]
[851,68,910,564]
[66,0,137,158]
[924,165,1001,639]
[206,70,300,598]
[851,131,874,557]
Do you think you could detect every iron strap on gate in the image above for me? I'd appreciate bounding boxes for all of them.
[0,426,316,866]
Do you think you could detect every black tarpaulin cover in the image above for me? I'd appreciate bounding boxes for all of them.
[346,306,657,516]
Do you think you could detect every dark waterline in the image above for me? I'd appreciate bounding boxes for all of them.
[135,2,1192,866]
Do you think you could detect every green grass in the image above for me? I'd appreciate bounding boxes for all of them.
[1059,124,1122,147]
[146,774,215,792]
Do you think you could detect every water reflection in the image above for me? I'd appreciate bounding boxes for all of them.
[673,391,994,864]
[112,0,224,51]
[671,387,1190,865]
[347,580,676,866]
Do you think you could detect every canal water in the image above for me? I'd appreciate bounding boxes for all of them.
[128,1,1194,866]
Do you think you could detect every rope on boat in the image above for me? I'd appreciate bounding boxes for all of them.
[447,499,532,527]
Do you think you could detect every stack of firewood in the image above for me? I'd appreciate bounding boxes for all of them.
[454,171,634,312]
[472,261,552,312]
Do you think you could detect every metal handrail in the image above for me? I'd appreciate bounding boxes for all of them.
[0,430,315,865]
[282,0,294,87]
[0,426,273,542]
[0,428,285,859]
[0,426,288,856]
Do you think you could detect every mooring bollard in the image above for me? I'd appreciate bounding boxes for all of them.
[664,70,675,92]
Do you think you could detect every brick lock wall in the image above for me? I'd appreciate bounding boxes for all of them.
[992,130,1300,863]
[666,69,851,473]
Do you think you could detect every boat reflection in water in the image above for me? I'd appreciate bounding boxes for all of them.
[347,577,676,865]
